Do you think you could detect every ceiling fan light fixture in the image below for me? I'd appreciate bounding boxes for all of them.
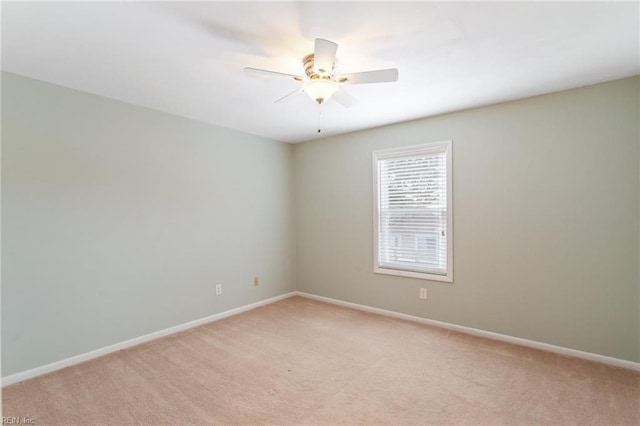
[303,78,338,104]
[244,38,398,108]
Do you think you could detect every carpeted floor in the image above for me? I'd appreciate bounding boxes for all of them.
[2,296,639,425]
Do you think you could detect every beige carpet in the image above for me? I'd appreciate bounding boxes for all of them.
[2,296,639,425]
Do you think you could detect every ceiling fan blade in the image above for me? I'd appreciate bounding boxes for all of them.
[243,67,303,80]
[274,89,303,104]
[337,68,399,85]
[313,38,338,75]
[332,88,359,108]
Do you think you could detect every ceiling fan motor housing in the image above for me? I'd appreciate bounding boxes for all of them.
[303,53,335,79]
[303,53,335,104]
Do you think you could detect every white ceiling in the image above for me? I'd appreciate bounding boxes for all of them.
[2,1,638,143]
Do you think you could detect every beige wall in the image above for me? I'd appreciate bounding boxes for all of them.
[294,76,640,362]
[2,72,638,379]
[1,72,296,376]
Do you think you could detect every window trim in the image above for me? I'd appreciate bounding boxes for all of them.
[372,141,453,282]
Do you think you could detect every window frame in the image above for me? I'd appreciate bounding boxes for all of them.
[372,140,453,282]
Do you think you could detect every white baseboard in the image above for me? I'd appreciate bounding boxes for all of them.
[4,290,638,387]
[294,291,640,372]
[1,292,297,387]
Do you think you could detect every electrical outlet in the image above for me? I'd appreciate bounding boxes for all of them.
[215,284,222,295]
[253,276,260,287]
[419,288,427,300]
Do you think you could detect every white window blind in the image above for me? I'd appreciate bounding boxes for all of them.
[373,141,453,282]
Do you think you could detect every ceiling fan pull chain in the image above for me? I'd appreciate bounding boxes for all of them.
[317,104,322,133]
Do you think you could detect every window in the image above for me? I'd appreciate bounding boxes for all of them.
[373,141,453,282]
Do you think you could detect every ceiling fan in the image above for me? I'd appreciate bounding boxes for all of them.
[243,38,399,108]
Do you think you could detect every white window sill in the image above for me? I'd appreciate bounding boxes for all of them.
[374,266,453,282]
